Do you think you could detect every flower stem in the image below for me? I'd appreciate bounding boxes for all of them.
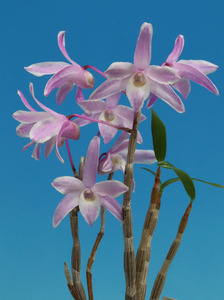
[122,111,141,300]
[83,65,107,78]
[86,173,114,300]
[68,114,132,133]
[150,202,193,300]
[65,140,78,178]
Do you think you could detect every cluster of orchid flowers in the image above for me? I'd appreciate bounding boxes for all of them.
[13,22,218,229]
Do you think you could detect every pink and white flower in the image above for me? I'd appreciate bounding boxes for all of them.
[52,136,128,227]
[75,92,145,144]
[25,31,94,105]
[13,83,80,162]
[147,35,219,108]
[98,132,156,175]
[90,23,182,112]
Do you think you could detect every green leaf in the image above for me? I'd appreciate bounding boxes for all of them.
[141,167,157,177]
[160,177,224,193]
[158,161,196,200]
[160,178,181,192]
[192,178,224,188]
[151,109,167,162]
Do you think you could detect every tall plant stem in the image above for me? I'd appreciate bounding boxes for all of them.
[122,111,141,300]
[86,173,113,300]
[150,202,193,300]
[136,167,161,300]
[64,158,86,300]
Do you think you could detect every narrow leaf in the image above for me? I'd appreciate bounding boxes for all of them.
[141,167,157,177]
[151,109,167,162]
[161,177,224,193]
[158,161,195,200]
[192,178,224,188]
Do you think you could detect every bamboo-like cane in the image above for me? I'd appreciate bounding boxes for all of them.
[122,111,141,300]
[150,202,192,300]
[86,173,114,300]
[136,168,161,300]
[65,157,87,300]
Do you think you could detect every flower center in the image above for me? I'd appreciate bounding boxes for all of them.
[133,72,146,87]
[83,189,95,201]
[104,110,115,122]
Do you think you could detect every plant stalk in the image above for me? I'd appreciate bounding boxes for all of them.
[122,111,141,300]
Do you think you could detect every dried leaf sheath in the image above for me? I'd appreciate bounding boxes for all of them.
[136,167,161,300]
[150,202,192,300]
[122,111,141,300]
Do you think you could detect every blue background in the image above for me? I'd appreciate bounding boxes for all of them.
[1,0,223,299]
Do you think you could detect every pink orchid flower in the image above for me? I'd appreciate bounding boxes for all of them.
[147,35,219,108]
[52,136,128,227]
[90,22,182,112]
[98,132,157,175]
[13,83,80,163]
[75,92,146,144]
[25,31,94,105]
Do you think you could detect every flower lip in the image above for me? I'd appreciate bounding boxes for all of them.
[104,110,115,122]
[83,189,95,201]
[133,72,146,87]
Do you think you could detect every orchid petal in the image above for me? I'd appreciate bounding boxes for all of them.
[31,143,41,160]
[121,149,156,164]
[178,59,218,75]
[16,123,34,137]
[52,176,85,194]
[126,75,150,111]
[115,106,134,128]
[56,82,74,105]
[100,196,122,221]
[57,31,79,67]
[44,136,56,158]
[106,92,121,109]
[146,93,158,108]
[174,62,219,95]
[82,136,100,188]
[98,111,118,144]
[17,90,36,111]
[29,83,61,117]
[44,65,93,97]
[25,62,70,77]
[60,120,80,140]
[105,62,136,80]
[93,180,128,198]
[13,111,48,124]
[90,78,128,100]
[98,153,113,174]
[109,132,129,153]
[78,99,106,114]
[79,191,101,226]
[76,87,85,103]
[134,22,153,69]
[166,35,184,64]
[150,80,185,113]
[146,65,180,84]
[53,193,79,228]
[22,141,36,152]
[30,118,62,143]
[172,78,191,100]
